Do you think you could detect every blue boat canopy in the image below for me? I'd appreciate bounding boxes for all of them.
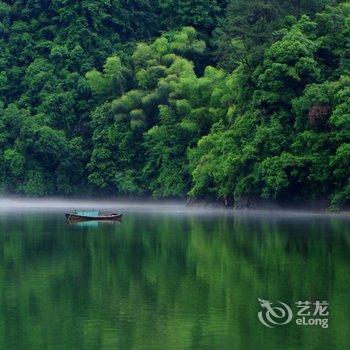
[75,210,99,217]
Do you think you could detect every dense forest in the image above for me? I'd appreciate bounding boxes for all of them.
[0,0,349,208]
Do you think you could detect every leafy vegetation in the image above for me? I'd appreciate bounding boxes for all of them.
[0,0,348,208]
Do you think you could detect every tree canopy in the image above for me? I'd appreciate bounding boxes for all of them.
[0,0,348,208]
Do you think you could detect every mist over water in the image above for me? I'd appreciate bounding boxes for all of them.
[0,197,187,212]
[0,197,349,219]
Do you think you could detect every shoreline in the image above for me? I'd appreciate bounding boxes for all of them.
[0,197,349,218]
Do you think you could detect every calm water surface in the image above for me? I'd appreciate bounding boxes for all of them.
[0,207,349,349]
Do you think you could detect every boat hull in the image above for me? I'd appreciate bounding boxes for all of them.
[65,213,122,221]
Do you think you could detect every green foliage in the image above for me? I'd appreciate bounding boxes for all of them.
[160,0,225,33]
[88,28,213,196]
[0,0,217,196]
[0,104,86,195]
[213,0,339,70]
[190,4,350,208]
[0,1,349,208]
[86,56,132,99]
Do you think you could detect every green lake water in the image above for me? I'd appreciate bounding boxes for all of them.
[0,208,349,349]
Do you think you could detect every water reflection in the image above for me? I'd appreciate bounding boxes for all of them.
[68,220,122,229]
[0,212,349,349]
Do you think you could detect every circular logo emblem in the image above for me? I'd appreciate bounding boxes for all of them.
[258,298,293,328]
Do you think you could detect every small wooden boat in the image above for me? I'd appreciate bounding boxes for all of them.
[65,210,122,221]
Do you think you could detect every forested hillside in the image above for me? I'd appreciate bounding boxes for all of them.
[0,0,349,208]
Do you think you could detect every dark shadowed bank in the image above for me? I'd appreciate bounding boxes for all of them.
[0,0,348,210]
